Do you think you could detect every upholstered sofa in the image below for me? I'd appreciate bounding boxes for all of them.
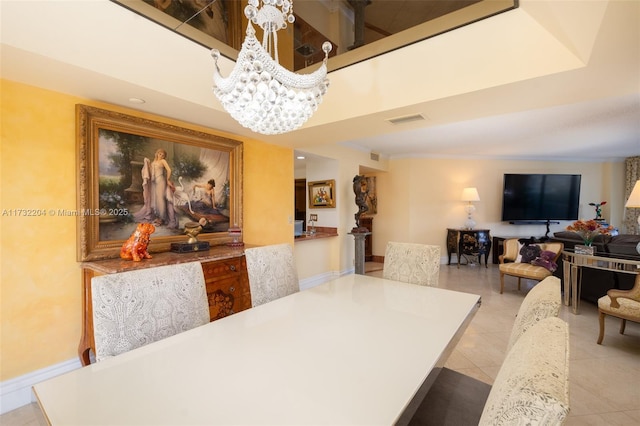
[551,231,640,304]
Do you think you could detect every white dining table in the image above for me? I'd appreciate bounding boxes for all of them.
[33,274,480,426]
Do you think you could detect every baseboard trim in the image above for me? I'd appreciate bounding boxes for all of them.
[368,256,451,265]
[0,357,82,414]
[299,270,342,290]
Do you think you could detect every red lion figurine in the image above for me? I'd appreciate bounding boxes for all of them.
[120,223,155,261]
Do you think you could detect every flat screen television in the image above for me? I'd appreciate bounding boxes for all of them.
[501,174,581,223]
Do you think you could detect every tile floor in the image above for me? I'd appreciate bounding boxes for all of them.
[2,263,639,425]
[367,262,640,425]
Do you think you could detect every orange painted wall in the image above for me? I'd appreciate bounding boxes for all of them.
[243,140,295,246]
[0,79,292,380]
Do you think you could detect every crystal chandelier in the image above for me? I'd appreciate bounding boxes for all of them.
[211,0,332,135]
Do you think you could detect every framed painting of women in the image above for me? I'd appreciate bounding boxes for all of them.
[76,104,243,261]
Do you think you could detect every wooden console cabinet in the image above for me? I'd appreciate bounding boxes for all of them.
[78,246,250,366]
[201,256,251,320]
[446,228,492,268]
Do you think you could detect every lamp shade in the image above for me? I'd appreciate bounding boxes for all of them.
[461,187,480,202]
[625,180,640,208]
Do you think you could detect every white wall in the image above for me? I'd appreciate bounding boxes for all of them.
[292,145,626,274]
[370,158,626,261]
[293,146,388,278]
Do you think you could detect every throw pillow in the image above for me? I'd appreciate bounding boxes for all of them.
[520,244,542,264]
[532,250,558,272]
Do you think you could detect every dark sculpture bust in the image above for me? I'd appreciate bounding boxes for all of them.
[352,175,370,232]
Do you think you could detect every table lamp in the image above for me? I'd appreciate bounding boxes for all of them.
[461,187,480,230]
[625,179,640,255]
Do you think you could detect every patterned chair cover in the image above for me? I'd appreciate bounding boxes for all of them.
[479,317,570,425]
[91,261,209,362]
[245,243,300,307]
[383,242,440,286]
[506,276,561,352]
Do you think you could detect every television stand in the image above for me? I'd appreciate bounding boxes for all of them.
[543,219,559,239]
[507,220,559,239]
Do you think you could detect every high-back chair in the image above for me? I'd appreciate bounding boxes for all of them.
[383,242,440,286]
[409,317,570,426]
[91,261,209,362]
[244,243,299,307]
[597,273,640,344]
[479,317,570,425]
[498,239,563,294]
[506,275,561,352]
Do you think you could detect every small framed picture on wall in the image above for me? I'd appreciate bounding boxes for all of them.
[308,180,336,208]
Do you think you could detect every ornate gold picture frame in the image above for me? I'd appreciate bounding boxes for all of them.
[308,179,336,209]
[76,104,243,261]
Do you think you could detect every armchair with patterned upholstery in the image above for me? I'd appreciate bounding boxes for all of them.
[597,273,640,344]
[91,261,210,362]
[498,239,563,294]
[383,242,440,287]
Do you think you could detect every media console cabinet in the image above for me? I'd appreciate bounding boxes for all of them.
[79,246,250,366]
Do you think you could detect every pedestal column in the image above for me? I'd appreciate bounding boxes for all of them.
[350,231,371,275]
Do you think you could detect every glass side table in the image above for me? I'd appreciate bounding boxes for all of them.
[562,250,640,314]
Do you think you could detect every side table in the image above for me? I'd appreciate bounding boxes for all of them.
[561,250,640,314]
[447,228,492,268]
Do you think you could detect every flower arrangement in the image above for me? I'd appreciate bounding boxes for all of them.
[566,219,614,246]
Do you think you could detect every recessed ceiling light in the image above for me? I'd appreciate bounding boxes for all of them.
[296,156,306,160]
[129,97,146,104]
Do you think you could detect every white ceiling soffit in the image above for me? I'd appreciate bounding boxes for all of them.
[1,0,638,162]
[346,93,640,161]
[279,1,610,136]
[0,0,593,125]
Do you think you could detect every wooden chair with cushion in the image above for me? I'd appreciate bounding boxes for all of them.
[506,275,562,352]
[91,261,209,362]
[383,242,440,287]
[498,239,563,294]
[597,273,640,344]
[244,243,299,307]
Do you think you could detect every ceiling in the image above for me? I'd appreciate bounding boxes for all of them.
[1,0,638,163]
[347,0,483,41]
